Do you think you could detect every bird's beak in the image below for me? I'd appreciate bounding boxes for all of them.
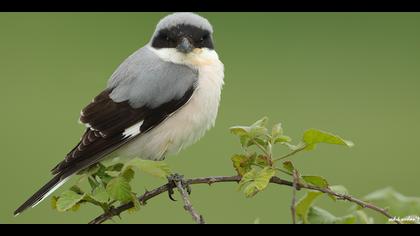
[177,37,194,54]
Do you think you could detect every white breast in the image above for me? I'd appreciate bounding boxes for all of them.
[114,47,224,161]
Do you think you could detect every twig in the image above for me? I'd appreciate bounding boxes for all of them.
[253,140,271,157]
[89,175,400,224]
[291,170,299,224]
[273,145,307,162]
[174,179,205,224]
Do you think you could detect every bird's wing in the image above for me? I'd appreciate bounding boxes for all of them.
[51,47,198,176]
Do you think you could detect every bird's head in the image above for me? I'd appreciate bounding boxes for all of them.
[150,12,215,55]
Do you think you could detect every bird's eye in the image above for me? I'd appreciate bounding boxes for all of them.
[200,34,209,42]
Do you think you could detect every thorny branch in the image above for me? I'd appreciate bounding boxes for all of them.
[173,176,205,224]
[89,175,400,224]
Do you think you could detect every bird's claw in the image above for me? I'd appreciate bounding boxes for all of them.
[166,173,191,201]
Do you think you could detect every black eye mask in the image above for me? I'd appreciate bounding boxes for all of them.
[152,24,214,50]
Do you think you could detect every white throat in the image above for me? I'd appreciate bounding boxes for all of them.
[148,45,221,69]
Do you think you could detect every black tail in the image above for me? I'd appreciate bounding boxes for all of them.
[14,174,67,216]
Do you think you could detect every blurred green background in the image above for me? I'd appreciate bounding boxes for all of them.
[1,13,420,224]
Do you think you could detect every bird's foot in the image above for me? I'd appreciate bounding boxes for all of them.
[166,173,191,201]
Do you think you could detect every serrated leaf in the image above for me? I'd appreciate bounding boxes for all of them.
[307,206,356,224]
[231,117,270,149]
[121,168,135,182]
[56,190,86,212]
[296,191,323,224]
[124,159,172,179]
[282,161,296,173]
[302,176,329,188]
[231,154,254,176]
[91,185,109,203]
[106,177,132,202]
[303,129,354,150]
[239,167,276,198]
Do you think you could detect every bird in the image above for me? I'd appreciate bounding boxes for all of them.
[14,12,224,216]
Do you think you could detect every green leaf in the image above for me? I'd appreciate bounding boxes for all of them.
[255,155,271,167]
[91,185,109,203]
[302,176,329,188]
[282,161,296,173]
[363,187,420,223]
[296,191,323,224]
[70,203,81,212]
[94,163,108,179]
[106,177,132,202]
[271,123,283,138]
[131,193,141,211]
[121,168,135,182]
[307,207,356,224]
[104,171,120,177]
[56,190,86,212]
[239,167,276,198]
[274,135,292,144]
[231,154,255,176]
[303,129,354,150]
[51,196,59,210]
[88,176,99,189]
[254,137,269,149]
[230,126,251,137]
[106,163,124,172]
[249,126,268,139]
[251,116,269,128]
[70,185,84,195]
[230,117,270,149]
[78,164,101,176]
[239,135,252,148]
[124,159,172,179]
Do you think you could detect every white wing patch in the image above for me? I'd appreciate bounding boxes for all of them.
[123,121,144,138]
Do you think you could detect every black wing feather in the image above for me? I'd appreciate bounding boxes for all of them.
[51,86,195,175]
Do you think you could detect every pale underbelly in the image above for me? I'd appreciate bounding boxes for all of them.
[111,82,221,161]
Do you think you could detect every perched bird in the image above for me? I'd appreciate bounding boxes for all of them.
[14,12,224,216]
